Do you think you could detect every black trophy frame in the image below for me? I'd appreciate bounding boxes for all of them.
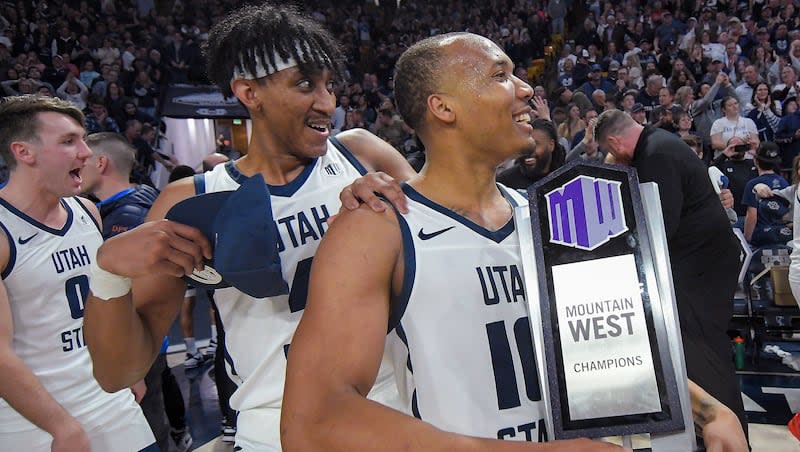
[527,160,685,440]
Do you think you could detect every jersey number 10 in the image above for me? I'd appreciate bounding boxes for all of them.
[486,317,542,410]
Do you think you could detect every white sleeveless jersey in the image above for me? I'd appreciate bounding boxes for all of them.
[387,184,548,442]
[0,197,153,451]
[198,138,402,450]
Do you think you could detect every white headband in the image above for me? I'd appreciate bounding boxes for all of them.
[231,41,318,81]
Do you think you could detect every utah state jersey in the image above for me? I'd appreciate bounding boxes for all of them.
[0,196,153,450]
[197,137,401,450]
[387,183,547,442]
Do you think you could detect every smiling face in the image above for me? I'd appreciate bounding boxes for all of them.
[23,112,92,197]
[437,34,535,162]
[253,66,337,159]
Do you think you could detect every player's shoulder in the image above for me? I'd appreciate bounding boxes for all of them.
[326,202,401,247]
[147,177,196,221]
[74,195,102,225]
[334,128,382,150]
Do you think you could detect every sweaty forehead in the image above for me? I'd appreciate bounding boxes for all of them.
[439,35,511,81]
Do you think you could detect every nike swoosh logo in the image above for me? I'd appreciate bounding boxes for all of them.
[18,233,38,245]
[418,226,455,240]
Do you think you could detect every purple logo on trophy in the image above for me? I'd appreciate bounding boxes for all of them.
[545,175,627,251]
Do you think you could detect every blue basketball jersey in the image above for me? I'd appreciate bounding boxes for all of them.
[197,138,402,450]
[0,197,153,450]
[387,183,547,442]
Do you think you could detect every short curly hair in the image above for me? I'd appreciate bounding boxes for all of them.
[204,2,344,97]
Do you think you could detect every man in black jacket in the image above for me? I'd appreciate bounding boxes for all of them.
[594,109,748,444]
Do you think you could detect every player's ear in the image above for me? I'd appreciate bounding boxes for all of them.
[9,140,34,166]
[428,93,456,124]
[231,79,263,113]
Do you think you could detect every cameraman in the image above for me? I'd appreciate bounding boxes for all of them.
[712,136,758,221]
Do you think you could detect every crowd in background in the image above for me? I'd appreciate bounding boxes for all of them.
[2,0,800,237]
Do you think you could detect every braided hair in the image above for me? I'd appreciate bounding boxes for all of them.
[204,2,344,97]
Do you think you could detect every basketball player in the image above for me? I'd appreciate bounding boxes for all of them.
[83,4,415,450]
[280,33,747,451]
[0,96,155,451]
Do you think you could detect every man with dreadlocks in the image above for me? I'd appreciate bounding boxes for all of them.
[82,3,415,450]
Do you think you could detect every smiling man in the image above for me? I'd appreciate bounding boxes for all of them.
[0,95,154,451]
[281,32,620,451]
[82,3,415,450]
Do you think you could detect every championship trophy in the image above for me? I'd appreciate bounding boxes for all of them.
[518,160,696,450]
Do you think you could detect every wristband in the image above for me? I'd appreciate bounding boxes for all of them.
[89,260,132,300]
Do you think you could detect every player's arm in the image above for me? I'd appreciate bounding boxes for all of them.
[84,179,211,391]
[688,379,748,452]
[335,128,417,213]
[0,228,90,451]
[281,205,616,452]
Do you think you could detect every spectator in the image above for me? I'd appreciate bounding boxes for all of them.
[737,65,762,114]
[557,103,586,147]
[547,0,567,36]
[637,74,664,118]
[497,118,566,188]
[164,31,191,83]
[566,116,605,162]
[712,136,758,218]
[710,96,760,157]
[56,72,88,110]
[747,82,781,143]
[674,110,696,139]
[117,98,155,128]
[372,107,406,152]
[558,58,576,89]
[776,96,800,168]
[631,102,648,124]
[92,37,120,66]
[79,60,100,87]
[84,95,120,134]
[772,65,799,106]
[651,86,680,125]
[579,64,614,97]
[741,142,790,246]
[573,48,592,87]
[104,81,127,120]
[91,68,119,98]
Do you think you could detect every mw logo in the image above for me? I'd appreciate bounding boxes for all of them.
[545,175,628,251]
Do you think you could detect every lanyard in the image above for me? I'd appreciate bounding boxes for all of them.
[96,188,137,209]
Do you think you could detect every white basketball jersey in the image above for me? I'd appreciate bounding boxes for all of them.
[198,138,401,449]
[0,197,153,451]
[387,184,547,442]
